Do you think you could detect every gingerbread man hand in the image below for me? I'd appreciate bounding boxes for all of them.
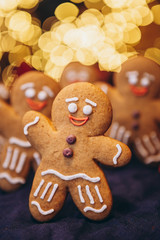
[23,82,131,222]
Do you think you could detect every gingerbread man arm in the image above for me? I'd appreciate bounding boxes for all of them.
[89,136,131,167]
[22,111,57,155]
[0,99,22,138]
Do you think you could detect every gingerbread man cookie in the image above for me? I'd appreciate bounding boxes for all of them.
[60,62,110,88]
[23,82,131,221]
[103,56,160,165]
[0,71,60,191]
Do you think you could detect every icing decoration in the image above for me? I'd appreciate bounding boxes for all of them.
[65,97,79,103]
[113,144,122,165]
[26,98,47,111]
[20,82,34,90]
[86,185,94,204]
[43,86,54,98]
[83,204,107,213]
[33,152,41,166]
[9,137,31,147]
[63,148,73,158]
[143,72,155,81]
[66,135,76,145]
[109,122,119,138]
[9,148,19,170]
[69,115,89,126]
[126,71,138,85]
[134,138,148,157]
[66,70,77,82]
[41,169,100,183]
[130,85,148,97]
[47,184,58,202]
[31,201,54,215]
[40,182,52,200]
[150,132,160,151]
[16,152,27,173]
[100,85,108,94]
[25,88,36,98]
[116,126,126,141]
[140,77,150,87]
[142,135,156,155]
[77,185,85,203]
[83,105,92,116]
[3,146,13,168]
[24,116,40,135]
[38,91,48,101]
[123,131,131,145]
[68,103,78,114]
[0,172,25,184]
[95,185,103,203]
[85,98,97,107]
[34,179,45,197]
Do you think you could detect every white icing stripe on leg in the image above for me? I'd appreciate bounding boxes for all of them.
[116,126,125,141]
[77,185,85,203]
[84,204,107,213]
[41,169,100,183]
[9,148,19,170]
[142,135,156,155]
[33,152,41,166]
[109,122,119,138]
[16,152,27,173]
[31,201,54,215]
[9,137,31,148]
[24,116,40,135]
[95,185,103,203]
[86,185,94,204]
[134,138,148,157]
[0,172,25,184]
[40,182,52,200]
[113,144,122,165]
[3,146,13,169]
[47,184,58,202]
[34,179,45,197]
[145,154,160,164]
[150,132,160,151]
[122,131,131,145]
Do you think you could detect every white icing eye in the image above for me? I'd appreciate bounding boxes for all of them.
[128,76,138,85]
[25,88,35,98]
[83,105,92,115]
[78,71,89,82]
[38,91,48,101]
[68,103,78,113]
[140,77,150,87]
[66,70,77,83]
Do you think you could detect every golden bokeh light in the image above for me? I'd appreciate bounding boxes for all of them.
[151,5,160,25]
[55,2,79,22]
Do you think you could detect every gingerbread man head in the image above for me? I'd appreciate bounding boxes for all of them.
[10,71,60,117]
[23,82,131,221]
[60,62,110,88]
[114,56,160,100]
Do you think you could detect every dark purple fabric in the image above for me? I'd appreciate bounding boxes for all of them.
[0,158,160,240]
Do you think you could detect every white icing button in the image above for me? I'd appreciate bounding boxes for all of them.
[83,105,92,115]
[140,77,150,87]
[68,103,77,113]
[25,88,36,98]
[38,91,48,101]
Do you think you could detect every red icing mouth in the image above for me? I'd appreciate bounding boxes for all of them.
[130,85,148,97]
[26,98,47,111]
[69,115,89,126]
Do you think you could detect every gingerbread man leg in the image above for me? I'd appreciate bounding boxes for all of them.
[134,132,160,164]
[29,169,67,222]
[68,174,112,221]
[0,142,32,191]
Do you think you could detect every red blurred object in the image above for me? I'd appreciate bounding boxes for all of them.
[14,62,35,77]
